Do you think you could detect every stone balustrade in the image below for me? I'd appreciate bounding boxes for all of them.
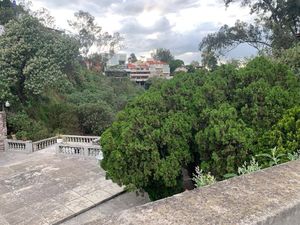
[33,136,58,152]
[61,135,99,144]
[56,143,101,158]
[3,135,102,156]
[92,137,101,145]
[4,139,33,153]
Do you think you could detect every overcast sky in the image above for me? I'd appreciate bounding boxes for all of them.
[31,0,257,63]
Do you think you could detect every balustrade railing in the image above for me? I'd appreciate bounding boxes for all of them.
[61,135,99,144]
[92,137,101,145]
[5,139,33,153]
[4,135,101,157]
[33,136,58,152]
[56,143,101,158]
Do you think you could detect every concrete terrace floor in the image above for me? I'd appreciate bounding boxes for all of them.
[0,148,125,225]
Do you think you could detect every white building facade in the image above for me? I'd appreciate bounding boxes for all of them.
[127,59,171,85]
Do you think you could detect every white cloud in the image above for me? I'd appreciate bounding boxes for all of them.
[30,0,256,63]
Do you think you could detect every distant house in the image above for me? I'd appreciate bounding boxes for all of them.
[107,54,127,67]
[104,57,172,85]
[128,59,171,85]
[105,53,128,77]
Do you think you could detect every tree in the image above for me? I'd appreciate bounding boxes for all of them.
[128,53,137,63]
[278,44,300,76]
[169,59,184,73]
[201,50,218,71]
[153,48,174,63]
[190,60,200,67]
[0,15,79,104]
[101,57,300,200]
[0,0,15,24]
[101,75,199,200]
[68,10,123,58]
[200,0,300,57]
[32,7,56,29]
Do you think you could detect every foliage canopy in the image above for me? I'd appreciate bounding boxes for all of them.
[200,0,300,59]
[101,57,300,200]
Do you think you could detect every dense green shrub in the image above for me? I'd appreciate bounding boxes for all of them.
[7,112,49,141]
[195,103,254,178]
[101,57,300,200]
[45,103,81,135]
[77,103,114,135]
[259,106,300,158]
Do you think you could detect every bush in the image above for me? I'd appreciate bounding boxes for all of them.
[238,157,261,175]
[287,150,300,161]
[44,103,81,135]
[7,112,49,141]
[259,106,300,160]
[192,166,216,188]
[77,103,114,135]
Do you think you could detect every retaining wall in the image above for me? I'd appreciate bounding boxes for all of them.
[96,160,300,225]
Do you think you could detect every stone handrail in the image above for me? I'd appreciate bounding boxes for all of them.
[61,135,99,144]
[92,137,101,145]
[33,136,58,152]
[96,160,300,225]
[4,139,33,153]
[56,143,101,158]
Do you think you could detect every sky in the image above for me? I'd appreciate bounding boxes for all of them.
[30,0,258,64]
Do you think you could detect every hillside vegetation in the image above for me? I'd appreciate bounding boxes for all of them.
[0,14,143,141]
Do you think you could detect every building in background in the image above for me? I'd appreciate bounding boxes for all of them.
[107,53,127,67]
[105,53,128,77]
[128,59,171,85]
[104,56,172,85]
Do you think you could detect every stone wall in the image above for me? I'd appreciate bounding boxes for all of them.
[92,160,300,225]
[0,112,7,152]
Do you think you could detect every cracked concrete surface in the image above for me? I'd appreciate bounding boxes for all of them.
[0,149,124,225]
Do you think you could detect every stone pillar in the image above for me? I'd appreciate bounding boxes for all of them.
[0,112,7,152]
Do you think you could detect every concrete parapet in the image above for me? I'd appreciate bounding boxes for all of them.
[94,160,300,225]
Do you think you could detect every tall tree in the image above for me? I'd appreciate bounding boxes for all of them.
[169,59,184,73]
[68,10,123,58]
[0,15,79,104]
[201,50,218,71]
[153,48,174,63]
[32,7,56,29]
[200,0,300,57]
[0,0,17,24]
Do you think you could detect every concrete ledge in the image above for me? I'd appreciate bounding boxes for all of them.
[94,160,300,225]
[53,190,126,225]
